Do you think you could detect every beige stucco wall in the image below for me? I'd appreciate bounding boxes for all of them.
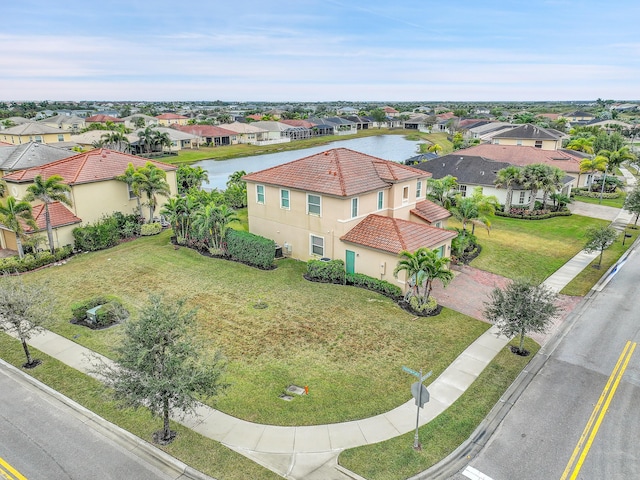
[492,138,560,150]
[0,131,72,145]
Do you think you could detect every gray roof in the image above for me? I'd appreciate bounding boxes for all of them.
[0,142,76,172]
[413,154,514,187]
[1,122,64,135]
[493,124,562,140]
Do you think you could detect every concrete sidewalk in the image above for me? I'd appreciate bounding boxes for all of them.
[8,166,638,480]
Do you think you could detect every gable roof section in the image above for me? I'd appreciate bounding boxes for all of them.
[455,144,581,173]
[3,148,175,185]
[219,121,268,134]
[341,214,456,254]
[0,142,76,172]
[25,201,82,232]
[413,154,513,185]
[279,119,315,129]
[411,200,452,223]
[243,148,429,197]
[1,122,64,135]
[85,114,122,123]
[493,124,561,140]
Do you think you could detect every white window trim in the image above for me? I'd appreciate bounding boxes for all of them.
[310,234,324,256]
[377,190,384,210]
[280,189,290,209]
[256,184,265,204]
[307,193,321,216]
[402,186,409,204]
[416,180,422,199]
[351,197,359,218]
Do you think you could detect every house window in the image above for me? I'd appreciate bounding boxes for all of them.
[377,191,384,210]
[416,180,422,198]
[256,184,265,204]
[310,235,324,256]
[436,245,445,258]
[492,139,500,144]
[402,186,409,203]
[34,136,42,143]
[351,197,358,218]
[280,189,290,209]
[58,134,64,142]
[534,140,543,148]
[459,185,467,197]
[516,139,523,146]
[127,184,138,200]
[307,194,321,216]
[519,191,526,204]
[434,221,442,228]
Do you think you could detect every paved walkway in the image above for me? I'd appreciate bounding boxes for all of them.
[8,167,638,480]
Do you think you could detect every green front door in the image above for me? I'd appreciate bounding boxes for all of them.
[345,250,355,274]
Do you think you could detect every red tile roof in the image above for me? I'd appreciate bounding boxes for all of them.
[23,201,82,232]
[246,114,263,121]
[341,214,456,254]
[171,124,237,137]
[411,200,451,224]
[456,144,582,173]
[85,114,122,123]
[242,148,430,197]
[156,113,189,120]
[2,148,176,185]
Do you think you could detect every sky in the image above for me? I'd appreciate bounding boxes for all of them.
[1,1,639,103]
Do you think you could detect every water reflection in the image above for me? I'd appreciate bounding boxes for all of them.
[194,135,424,190]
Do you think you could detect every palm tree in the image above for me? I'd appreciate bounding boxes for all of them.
[137,126,156,154]
[161,196,189,242]
[101,131,130,152]
[595,147,636,202]
[192,202,239,251]
[24,175,72,254]
[0,179,7,198]
[153,131,172,153]
[133,163,171,221]
[0,196,37,259]
[393,247,453,302]
[579,156,607,192]
[541,166,565,208]
[427,143,443,156]
[426,175,458,208]
[468,187,499,234]
[521,164,549,212]
[494,166,523,212]
[565,137,595,154]
[115,163,142,214]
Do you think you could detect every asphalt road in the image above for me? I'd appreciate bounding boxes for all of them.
[453,248,640,480]
[0,365,175,480]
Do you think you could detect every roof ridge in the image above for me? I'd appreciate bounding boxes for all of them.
[391,217,407,250]
[333,150,347,196]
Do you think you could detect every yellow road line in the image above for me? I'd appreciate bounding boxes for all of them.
[0,456,27,480]
[560,341,636,480]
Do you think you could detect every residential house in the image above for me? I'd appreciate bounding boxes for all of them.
[1,149,178,250]
[343,115,374,130]
[242,148,455,290]
[69,130,139,151]
[219,122,270,144]
[170,125,238,146]
[0,143,76,177]
[37,115,86,133]
[121,114,159,129]
[466,122,515,141]
[489,124,566,150]
[336,106,359,116]
[249,121,293,145]
[133,127,198,152]
[0,123,73,146]
[562,110,596,125]
[84,114,123,126]
[0,117,31,129]
[155,113,189,126]
[383,106,399,117]
[323,117,358,135]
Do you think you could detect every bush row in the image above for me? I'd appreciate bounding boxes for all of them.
[0,245,74,274]
[496,210,572,220]
[572,190,621,199]
[73,212,144,252]
[225,229,276,269]
[305,259,402,301]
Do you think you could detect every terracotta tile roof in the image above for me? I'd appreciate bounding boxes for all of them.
[85,114,122,123]
[437,112,455,121]
[242,148,430,197]
[23,201,82,232]
[411,200,452,224]
[171,125,237,137]
[341,214,456,254]
[246,114,263,121]
[2,148,176,185]
[383,106,399,114]
[156,113,189,120]
[456,144,581,173]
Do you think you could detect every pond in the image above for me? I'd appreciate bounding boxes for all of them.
[194,134,425,190]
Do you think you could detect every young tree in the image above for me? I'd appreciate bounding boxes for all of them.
[115,163,143,214]
[0,278,53,368]
[370,108,387,128]
[133,162,171,221]
[579,156,607,192]
[484,279,559,355]
[624,184,640,227]
[95,294,228,444]
[426,175,458,208]
[427,143,443,156]
[193,202,239,252]
[0,196,37,259]
[25,174,72,254]
[583,225,618,268]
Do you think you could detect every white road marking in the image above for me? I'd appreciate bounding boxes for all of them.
[462,465,495,480]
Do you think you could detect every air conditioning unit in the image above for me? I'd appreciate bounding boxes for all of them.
[283,242,292,254]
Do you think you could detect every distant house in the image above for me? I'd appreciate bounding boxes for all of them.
[383,106,399,117]
[219,122,270,144]
[0,123,72,146]
[336,106,359,115]
[121,114,159,129]
[37,115,86,133]
[322,117,358,135]
[85,114,123,126]
[171,125,238,146]
[249,121,293,145]
[0,142,76,177]
[1,149,178,249]
[489,124,566,150]
[242,148,455,290]
[563,111,596,124]
[155,113,189,126]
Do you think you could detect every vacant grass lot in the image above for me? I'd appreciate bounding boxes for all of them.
[19,230,488,426]
[449,214,609,284]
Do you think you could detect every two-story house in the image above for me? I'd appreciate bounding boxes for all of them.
[0,123,72,146]
[243,148,455,289]
[490,124,566,150]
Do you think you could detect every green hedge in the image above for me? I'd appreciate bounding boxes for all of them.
[73,216,120,251]
[225,229,275,269]
[495,210,572,220]
[346,273,403,300]
[0,246,73,274]
[573,191,621,199]
[307,259,346,284]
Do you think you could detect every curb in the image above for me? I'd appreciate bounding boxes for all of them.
[409,233,640,480]
[0,358,216,480]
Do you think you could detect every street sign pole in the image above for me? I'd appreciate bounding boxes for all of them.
[402,366,432,451]
[414,369,422,450]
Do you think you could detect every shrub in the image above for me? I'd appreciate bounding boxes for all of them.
[140,222,162,236]
[225,229,275,269]
[73,216,120,251]
[496,210,572,220]
[306,259,346,284]
[408,295,438,314]
[346,273,403,300]
[70,295,128,327]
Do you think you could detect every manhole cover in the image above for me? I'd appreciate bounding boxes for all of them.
[286,385,306,395]
[279,394,293,401]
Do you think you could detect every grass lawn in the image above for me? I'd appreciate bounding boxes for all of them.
[571,193,626,209]
[561,225,640,296]
[159,129,446,165]
[17,230,489,426]
[450,214,610,284]
[339,338,540,479]
[0,335,280,480]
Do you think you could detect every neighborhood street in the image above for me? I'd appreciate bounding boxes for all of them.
[452,245,640,480]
